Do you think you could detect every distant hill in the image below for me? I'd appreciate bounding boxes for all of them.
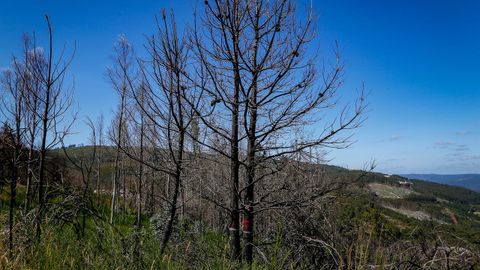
[401,174,480,192]
[54,146,480,248]
[4,146,480,268]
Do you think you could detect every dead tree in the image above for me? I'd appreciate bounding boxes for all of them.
[61,118,97,236]
[0,51,27,256]
[193,0,365,265]
[1,16,75,243]
[22,37,42,212]
[34,16,76,239]
[106,35,133,224]
[140,11,192,254]
[192,0,247,260]
[136,84,145,228]
[122,81,147,228]
[143,11,209,254]
[111,11,200,254]
[95,113,104,206]
[2,35,43,214]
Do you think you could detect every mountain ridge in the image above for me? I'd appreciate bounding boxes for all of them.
[400,173,480,192]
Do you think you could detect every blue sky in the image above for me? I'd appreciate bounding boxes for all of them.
[1,0,479,174]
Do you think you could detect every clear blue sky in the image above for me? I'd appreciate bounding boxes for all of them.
[1,0,479,174]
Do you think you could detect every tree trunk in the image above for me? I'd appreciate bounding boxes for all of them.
[229,21,242,261]
[244,17,260,265]
[229,98,241,261]
[160,124,184,255]
[148,170,155,215]
[81,169,89,236]
[160,70,185,255]
[97,156,101,206]
[25,140,34,212]
[122,160,126,219]
[160,168,181,255]
[111,85,126,224]
[36,88,50,240]
[110,161,117,224]
[137,114,144,228]
[9,130,20,256]
[244,85,257,265]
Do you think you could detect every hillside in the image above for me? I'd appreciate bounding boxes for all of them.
[63,145,480,220]
[2,145,478,269]
[359,173,480,230]
[401,173,480,192]
[63,145,480,236]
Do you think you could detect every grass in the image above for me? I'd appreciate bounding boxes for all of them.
[0,185,280,270]
[0,166,479,269]
[0,211,238,269]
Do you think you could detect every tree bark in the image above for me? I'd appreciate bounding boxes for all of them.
[160,71,185,255]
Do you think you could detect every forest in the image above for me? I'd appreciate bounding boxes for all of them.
[0,1,479,269]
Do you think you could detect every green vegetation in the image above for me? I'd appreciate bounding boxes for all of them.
[0,186,239,270]
[0,164,470,269]
[409,178,480,205]
[1,166,480,269]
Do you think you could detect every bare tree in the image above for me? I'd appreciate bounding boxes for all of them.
[106,35,133,224]
[0,51,26,256]
[192,0,247,260]
[108,11,202,254]
[139,11,193,254]
[193,0,365,265]
[1,35,43,215]
[150,13,186,254]
[61,118,97,236]
[22,36,42,212]
[122,81,147,228]
[30,15,76,239]
[95,113,104,206]
[135,84,146,228]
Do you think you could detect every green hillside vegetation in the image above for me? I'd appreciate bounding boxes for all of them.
[67,145,480,242]
[2,1,479,268]
[402,174,480,192]
[1,146,478,269]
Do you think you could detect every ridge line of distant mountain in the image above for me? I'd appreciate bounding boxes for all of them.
[400,173,480,192]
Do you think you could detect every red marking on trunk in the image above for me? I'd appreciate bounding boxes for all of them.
[242,218,250,232]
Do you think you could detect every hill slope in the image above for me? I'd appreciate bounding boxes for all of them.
[401,173,480,192]
[6,145,477,269]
